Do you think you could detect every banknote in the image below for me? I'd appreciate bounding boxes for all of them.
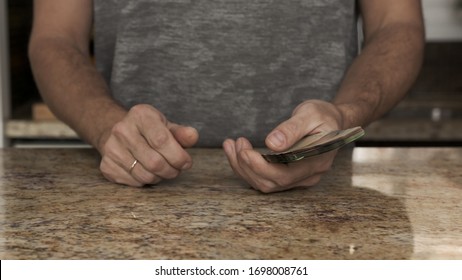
[262,126,365,163]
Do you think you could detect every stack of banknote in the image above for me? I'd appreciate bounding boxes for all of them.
[262,126,365,163]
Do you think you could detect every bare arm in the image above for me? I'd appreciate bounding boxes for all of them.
[333,0,425,128]
[30,0,198,186]
[29,0,126,151]
[224,0,425,193]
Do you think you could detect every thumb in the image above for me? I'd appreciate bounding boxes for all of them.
[265,117,307,152]
[168,123,199,148]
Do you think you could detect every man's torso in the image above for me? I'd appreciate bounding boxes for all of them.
[94,0,358,147]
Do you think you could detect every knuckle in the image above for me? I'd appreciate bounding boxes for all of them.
[280,120,300,140]
[100,158,144,187]
[293,101,315,116]
[112,177,125,185]
[139,172,158,184]
[149,177,163,185]
[169,156,189,170]
[254,180,276,193]
[274,176,291,188]
[130,104,150,116]
[100,169,113,182]
[143,156,164,173]
[258,186,274,194]
[162,168,180,180]
[99,158,113,176]
[143,157,181,179]
[111,122,129,138]
[102,147,118,161]
[130,104,165,123]
[149,130,170,149]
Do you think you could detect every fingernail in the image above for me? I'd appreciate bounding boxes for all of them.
[268,131,285,148]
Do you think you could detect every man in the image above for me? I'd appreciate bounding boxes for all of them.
[29,0,424,193]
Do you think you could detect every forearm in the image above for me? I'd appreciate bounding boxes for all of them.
[29,37,126,151]
[333,22,424,129]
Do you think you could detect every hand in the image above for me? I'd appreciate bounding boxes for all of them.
[223,100,344,193]
[99,104,199,186]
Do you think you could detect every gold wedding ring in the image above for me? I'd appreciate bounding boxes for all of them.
[129,159,138,173]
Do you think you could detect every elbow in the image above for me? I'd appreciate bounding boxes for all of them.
[406,22,426,81]
[28,35,53,71]
[28,35,40,69]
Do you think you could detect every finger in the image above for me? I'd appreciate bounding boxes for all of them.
[103,134,140,173]
[237,145,336,192]
[234,137,257,181]
[101,146,164,186]
[265,114,320,152]
[265,99,346,152]
[241,151,326,193]
[129,105,193,170]
[140,123,193,171]
[124,132,182,179]
[168,123,199,148]
[234,139,275,192]
[101,135,165,184]
[233,138,279,192]
[223,138,270,191]
[111,122,181,179]
[293,100,344,130]
[243,148,335,185]
[100,156,144,187]
[227,138,319,193]
[135,149,181,180]
[128,158,163,185]
[223,138,246,179]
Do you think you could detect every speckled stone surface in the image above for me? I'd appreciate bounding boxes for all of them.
[0,148,461,259]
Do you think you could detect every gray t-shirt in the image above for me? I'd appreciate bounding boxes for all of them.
[93,0,358,147]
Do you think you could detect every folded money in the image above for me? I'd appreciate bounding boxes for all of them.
[262,126,365,163]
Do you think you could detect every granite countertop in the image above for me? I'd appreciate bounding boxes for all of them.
[0,147,461,259]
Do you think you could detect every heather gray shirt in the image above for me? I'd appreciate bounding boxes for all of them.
[93,0,358,147]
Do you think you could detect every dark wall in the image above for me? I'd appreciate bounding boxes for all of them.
[8,0,40,117]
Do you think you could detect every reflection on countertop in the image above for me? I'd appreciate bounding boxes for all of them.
[0,148,461,259]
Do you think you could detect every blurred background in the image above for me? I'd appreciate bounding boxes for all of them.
[0,0,461,148]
